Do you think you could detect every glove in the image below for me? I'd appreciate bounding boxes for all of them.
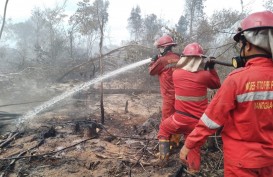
[151,54,159,62]
[204,60,215,70]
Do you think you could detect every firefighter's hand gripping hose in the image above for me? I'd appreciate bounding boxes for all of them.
[206,56,233,67]
[151,54,159,62]
[204,58,216,70]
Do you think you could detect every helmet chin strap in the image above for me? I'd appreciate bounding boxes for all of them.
[242,54,272,60]
[239,35,248,65]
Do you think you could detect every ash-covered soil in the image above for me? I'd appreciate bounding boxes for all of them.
[0,88,223,177]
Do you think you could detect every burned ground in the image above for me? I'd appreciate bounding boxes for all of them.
[0,85,224,177]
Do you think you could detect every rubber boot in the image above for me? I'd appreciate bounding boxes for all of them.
[158,139,170,167]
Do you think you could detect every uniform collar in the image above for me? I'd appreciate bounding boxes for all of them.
[246,57,273,67]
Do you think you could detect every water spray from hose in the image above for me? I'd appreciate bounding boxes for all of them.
[17,58,151,127]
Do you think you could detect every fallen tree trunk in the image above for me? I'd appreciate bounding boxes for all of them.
[90,88,160,95]
[57,44,152,82]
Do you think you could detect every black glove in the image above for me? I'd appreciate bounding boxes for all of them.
[151,54,159,62]
[204,60,215,70]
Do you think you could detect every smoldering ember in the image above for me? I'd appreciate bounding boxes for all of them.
[1,0,273,177]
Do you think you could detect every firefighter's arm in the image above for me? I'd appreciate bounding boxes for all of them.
[185,116,219,149]
[148,58,165,75]
[206,69,221,89]
[180,119,217,165]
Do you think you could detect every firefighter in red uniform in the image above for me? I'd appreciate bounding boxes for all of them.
[180,11,273,177]
[157,42,221,169]
[149,35,180,121]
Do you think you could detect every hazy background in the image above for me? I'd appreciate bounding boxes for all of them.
[0,0,271,122]
[1,0,266,45]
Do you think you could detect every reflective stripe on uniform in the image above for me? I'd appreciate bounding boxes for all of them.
[175,94,207,102]
[201,113,221,129]
[237,91,273,103]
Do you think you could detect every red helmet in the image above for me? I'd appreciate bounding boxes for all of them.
[154,35,177,48]
[234,11,273,42]
[182,43,204,57]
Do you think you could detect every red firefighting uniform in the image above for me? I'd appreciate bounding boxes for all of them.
[149,51,180,121]
[185,57,273,176]
[158,67,221,171]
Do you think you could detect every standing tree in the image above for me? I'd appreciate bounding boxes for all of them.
[142,14,163,46]
[195,19,214,46]
[184,0,205,39]
[69,0,99,59]
[210,9,244,31]
[67,23,77,60]
[176,15,188,36]
[11,21,34,68]
[240,0,244,13]
[25,8,47,63]
[127,5,143,41]
[91,0,109,124]
[71,0,109,124]
[43,4,67,63]
[28,5,67,65]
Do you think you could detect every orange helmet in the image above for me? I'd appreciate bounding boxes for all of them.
[182,43,205,57]
[234,11,273,42]
[154,35,177,48]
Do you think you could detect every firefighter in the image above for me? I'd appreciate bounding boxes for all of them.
[149,34,180,121]
[157,42,221,169]
[180,11,273,176]
[149,35,182,153]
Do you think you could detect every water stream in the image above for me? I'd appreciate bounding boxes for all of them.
[17,58,151,126]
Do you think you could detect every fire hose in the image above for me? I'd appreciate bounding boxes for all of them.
[164,59,234,69]
[212,60,233,67]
